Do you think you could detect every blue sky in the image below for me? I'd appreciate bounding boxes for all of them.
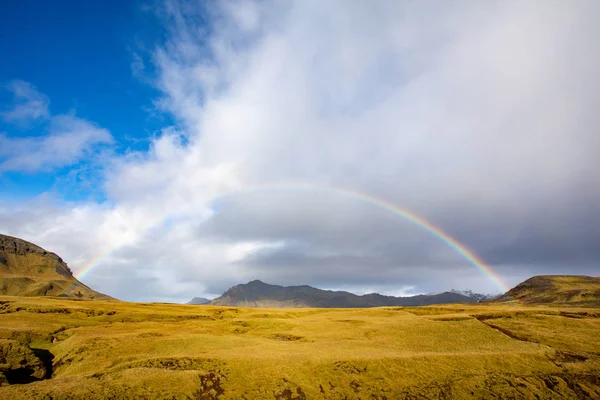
[0,0,170,201]
[0,0,598,302]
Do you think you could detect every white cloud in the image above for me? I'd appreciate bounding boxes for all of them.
[1,80,50,125]
[1,0,599,301]
[0,113,113,172]
[227,240,286,262]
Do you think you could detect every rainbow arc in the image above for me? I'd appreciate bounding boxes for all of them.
[71,182,509,294]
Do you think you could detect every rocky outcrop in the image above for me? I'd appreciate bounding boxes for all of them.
[0,234,72,275]
[0,340,47,385]
[0,233,112,299]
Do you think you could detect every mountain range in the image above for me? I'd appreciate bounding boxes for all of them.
[207,280,489,308]
[2,233,599,308]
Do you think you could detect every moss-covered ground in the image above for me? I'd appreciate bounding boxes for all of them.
[0,296,598,399]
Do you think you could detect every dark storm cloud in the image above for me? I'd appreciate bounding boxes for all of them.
[202,187,600,263]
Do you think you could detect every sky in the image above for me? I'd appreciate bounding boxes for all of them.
[0,0,598,302]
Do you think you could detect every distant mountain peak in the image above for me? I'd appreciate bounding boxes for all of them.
[247,279,267,285]
[187,297,211,305]
[450,289,497,302]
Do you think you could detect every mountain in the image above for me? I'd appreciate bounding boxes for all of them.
[494,275,600,306]
[450,289,498,302]
[187,297,211,305]
[210,280,480,308]
[0,234,111,299]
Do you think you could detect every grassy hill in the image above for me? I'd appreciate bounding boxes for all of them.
[0,234,110,300]
[211,280,478,308]
[495,275,600,307]
[0,296,598,399]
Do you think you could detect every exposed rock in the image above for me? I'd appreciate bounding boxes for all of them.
[0,339,47,384]
[0,233,112,299]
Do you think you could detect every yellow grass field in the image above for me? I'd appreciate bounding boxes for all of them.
[0,296,599,399]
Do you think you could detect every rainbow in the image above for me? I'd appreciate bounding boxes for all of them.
[72,182,509,293]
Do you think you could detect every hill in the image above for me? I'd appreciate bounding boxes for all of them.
[210,280,481,307]
[494,275,600,306]
[186,297,211,305]
[0,234,111,300]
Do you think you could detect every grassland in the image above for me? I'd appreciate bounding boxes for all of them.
[0,296,599,399]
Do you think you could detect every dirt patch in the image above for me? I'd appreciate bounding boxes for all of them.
[349,380,361,393]
[558,311,600,319]
[137,332,166,338]
[478,372,600,399]
[333,361,367,375]
[27,307,72,314]
[268,334,304,342]
[192,371,226,399]
[231,321,251,334]
[553,351,589,364]
[273,387,306,400]
[174,315,216,321]
[0,301,14,314]
[129,357,226,372]
[335,319,367,325]
[431,316,472,322]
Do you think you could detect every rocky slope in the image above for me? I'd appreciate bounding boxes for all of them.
[0,234,111,299]
[210,280,481,308]
[494,275,600,306]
